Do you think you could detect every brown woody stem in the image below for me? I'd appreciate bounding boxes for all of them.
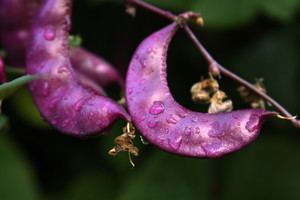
[126,0,300,128]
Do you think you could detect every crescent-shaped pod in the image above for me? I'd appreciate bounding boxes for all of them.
[0,0,123,87]
[125,23,275,158]
[26,0,130,136]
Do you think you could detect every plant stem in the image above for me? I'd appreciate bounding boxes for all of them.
[0,75,38,99]
[126,0,300,128]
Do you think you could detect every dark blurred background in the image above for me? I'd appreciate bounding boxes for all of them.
[1,0,300,199]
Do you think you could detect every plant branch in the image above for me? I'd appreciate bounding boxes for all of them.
[126,0,300,128]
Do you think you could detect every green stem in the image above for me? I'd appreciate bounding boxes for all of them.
[0,75,39,99]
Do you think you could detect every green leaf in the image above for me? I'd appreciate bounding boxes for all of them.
[191,0,257,28]
[223,133,300,200]
[192,0,300,28]
[0,75,38,100]
[0,134,40,200]
[60,172,115,200]
[85,0,300,28]
[115,151,215,200]
[10,88,50,129]
[0,114,8,132]
[228,28,299,112]
[86,0,119,4]
[145,0,194,10]
[259,0,300,21]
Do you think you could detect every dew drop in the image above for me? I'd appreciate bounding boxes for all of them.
[58,66,69,75]
[191,117,198,123]
[177,109,188,118]
[74,100,83,111]
[43,27,56,41]
[128,88,133,95]
[88,112,95,120]
[195,126,201,134]
[147,119,158,128]
[149,101,165,115]
[169,136,182,150]
[146,47,154,54]
[184,127,192,136]
[246,114,260,132]
[166,115,178,124]
[41,81,49,97]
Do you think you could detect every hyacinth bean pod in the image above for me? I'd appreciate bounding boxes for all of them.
[0,0,123,87]
[126,23,275,158]
[0,56,6,83]
[0,0,40,67]
[26,0,130,136]
[70,48,123,87]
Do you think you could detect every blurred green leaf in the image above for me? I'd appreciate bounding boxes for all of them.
[10,88,50,129]
[86,0,300,29]
[0,134,40,200]
[145,0,194,10]
[86,0,119,5]
[0,114,8,132]
[229,28,299,112]
[192,0,257,28]
[223,134,300,200]
[260,0,300,22]
[61,172,115,200]
[115,151,215,200]
[192,0,300,29]
[0,75,38,100]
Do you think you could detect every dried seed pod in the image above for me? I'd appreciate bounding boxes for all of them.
[208,90,233,114]
[126,23,275,158]
[26,0,130,136]
[190,78,219,103]
[238,79,266,109]
[109,122,139,157]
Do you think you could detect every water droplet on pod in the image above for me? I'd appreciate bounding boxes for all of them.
[41,81,50,97]
[191,117,198,123]
[74,100,83,111]
[149,101,165,115]
[166,115,178,124]
[147,119,158,128]
[43,26,56,41]
[169,136,182,150]
[195,126,201,134]
[184,127,192,136]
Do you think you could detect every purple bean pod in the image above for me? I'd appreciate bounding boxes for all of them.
[0,0,40,67]
[26,0,130,136]
[125,23,276,158]
[0,56,6,83]
[70,47,123,87]
[0,0,123,87]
